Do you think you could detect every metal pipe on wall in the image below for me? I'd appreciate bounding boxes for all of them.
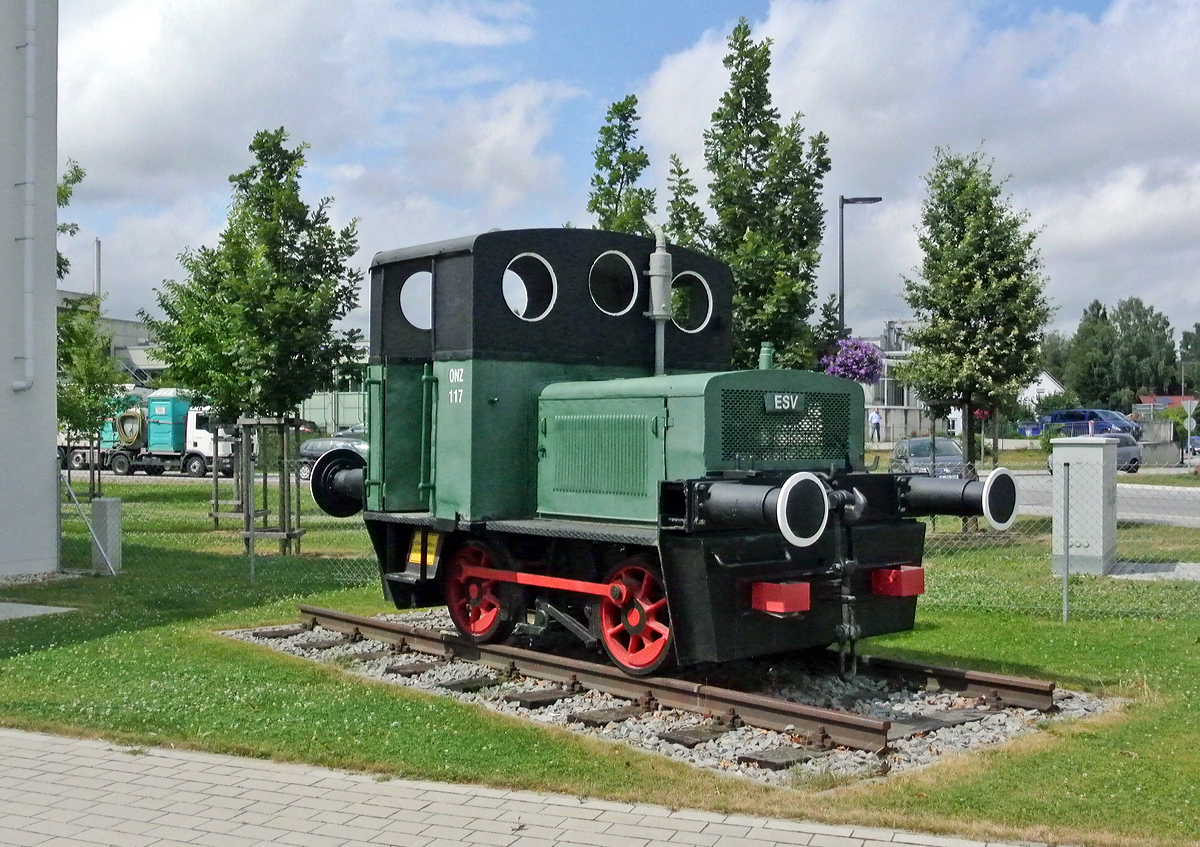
[13,0,37,392]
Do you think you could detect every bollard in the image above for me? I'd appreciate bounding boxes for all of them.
[90,497,122,575]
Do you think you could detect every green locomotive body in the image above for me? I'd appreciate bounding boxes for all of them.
[312,227,1016,675]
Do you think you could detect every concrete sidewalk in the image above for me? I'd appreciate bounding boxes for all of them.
[0,728,1043,847]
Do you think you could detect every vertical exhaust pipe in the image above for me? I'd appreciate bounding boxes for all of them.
[644,219,672,376]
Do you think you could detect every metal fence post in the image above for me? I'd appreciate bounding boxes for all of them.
[1062,461,1070,622]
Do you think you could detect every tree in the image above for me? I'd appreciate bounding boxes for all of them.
[57,158,85,281]
[1180,322,1200,393]
[1064,300,1120,407]
[704,20,831,369]
[585,18,831,370]
[897,148,1052,475]
[142,128,362,422]
[810,292,848,366]
[586,96,655,236]
[1109,297,1175,398]
[664,154,707,249]
[57,296,126,484]
[1040,330,1071,383]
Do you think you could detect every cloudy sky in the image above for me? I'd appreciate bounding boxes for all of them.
[56,0,1200,343]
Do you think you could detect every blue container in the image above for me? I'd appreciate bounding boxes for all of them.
[146,390,190,453]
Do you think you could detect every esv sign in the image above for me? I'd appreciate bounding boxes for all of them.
[763,392,806,414]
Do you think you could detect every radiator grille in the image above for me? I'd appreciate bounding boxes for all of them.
[553,414,649,496]
[720,389,850,464]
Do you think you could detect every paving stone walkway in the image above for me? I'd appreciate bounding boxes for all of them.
[0,603,74,621]
[0,729,1049,847]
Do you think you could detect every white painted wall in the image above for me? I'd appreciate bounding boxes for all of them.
[1,0,58,576]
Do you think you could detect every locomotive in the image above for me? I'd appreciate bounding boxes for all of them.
[311,227,1017,676]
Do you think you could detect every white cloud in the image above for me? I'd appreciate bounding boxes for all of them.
[56,0,566,335]
[639,0,1200,338]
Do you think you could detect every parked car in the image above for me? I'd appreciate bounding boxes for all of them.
[1190,435,1200,456]
[888,436,964,477]
[297,437,368,481]
[1047,432,1141,474]
[1038,409,1142,440]
[333,422,366,438]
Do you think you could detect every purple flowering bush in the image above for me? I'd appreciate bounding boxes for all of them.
[820,337,884,385]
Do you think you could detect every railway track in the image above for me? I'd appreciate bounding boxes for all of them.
[295,605,1055,755]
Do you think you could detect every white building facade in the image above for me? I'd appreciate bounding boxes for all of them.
[2,0,58,576]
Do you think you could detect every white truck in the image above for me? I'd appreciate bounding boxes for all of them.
[63,389,235,477]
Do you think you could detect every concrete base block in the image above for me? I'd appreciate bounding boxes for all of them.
[91,497,122,575]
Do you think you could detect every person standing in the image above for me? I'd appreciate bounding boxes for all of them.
[869,408,882,442]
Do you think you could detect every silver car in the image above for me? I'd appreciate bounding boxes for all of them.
[1047,433,1141,474]
[888,437,964,477]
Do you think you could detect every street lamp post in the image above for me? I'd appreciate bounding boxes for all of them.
[838,195,882,335]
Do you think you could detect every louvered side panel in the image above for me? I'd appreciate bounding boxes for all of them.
[537,398,665,523]
[553,415,648,496]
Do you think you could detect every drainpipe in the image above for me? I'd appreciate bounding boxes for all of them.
[12,0,37,393]
[644,219,672,376]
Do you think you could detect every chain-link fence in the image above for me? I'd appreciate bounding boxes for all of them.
[55,438,1200,624]
[922,444,1200,620]
[57,464,377,592]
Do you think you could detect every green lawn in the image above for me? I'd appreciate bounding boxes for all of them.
[2,486,1198,845]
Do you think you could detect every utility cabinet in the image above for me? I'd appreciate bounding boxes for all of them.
[1051,436,1116,575]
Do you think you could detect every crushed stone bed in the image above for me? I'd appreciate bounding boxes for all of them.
[225,608,1115,786]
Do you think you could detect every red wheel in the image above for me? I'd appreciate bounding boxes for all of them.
[442,540,519,644]
[598,556,673,676]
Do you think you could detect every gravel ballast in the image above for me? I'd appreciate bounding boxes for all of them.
[225,608,1115,786]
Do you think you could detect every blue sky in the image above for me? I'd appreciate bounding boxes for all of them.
[57,0,1200,344]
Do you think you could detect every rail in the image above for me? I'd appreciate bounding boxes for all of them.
[298,605,892,751]
[297,605,1059,751]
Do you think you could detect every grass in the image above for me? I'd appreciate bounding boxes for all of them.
[866,447,1051,471]
[1119,473,1200,487]
[4,487,1200,844]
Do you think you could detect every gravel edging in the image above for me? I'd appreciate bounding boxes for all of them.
[224,608,1118,787]
[0,570,86,589]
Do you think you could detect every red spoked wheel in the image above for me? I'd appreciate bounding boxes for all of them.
[598,556,674,676]
[442,540,519,644]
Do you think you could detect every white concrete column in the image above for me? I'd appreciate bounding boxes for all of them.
[0,0,58,576]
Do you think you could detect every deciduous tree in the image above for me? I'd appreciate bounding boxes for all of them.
[704,21,830,368]
[897,148,1052,473]
[664,154,707,250]
[57,295,125,457]
[142,128,362,422]
[586,96,655,237]
[1040,330,1071,383]
[1109,297,1175,397]
[586,18,830,370]
[56,158,85,281]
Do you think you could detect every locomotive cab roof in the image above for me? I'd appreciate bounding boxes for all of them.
[369,228,733,371]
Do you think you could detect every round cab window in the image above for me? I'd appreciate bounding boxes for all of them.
[503,253,557,322]
[670,271,713,333]
[588,251,638,316]
[399,270,432,331]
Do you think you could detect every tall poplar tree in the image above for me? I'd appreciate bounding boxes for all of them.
[586,96,655,237]
[897,148,1052,473]
[585,18,830,370]
[142,128,362,422]
[704,21,830,369]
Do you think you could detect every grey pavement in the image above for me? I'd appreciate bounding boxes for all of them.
[0,728,1044,847]
[0,603,73,621]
